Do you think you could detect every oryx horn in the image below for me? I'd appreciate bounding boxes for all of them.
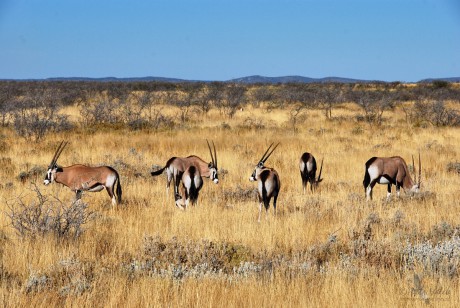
[50,141,68,166]
[260,142,280,164]
[213,141,217,167]
[206,139,217,166]
[418,152,421,187]
[317,158,324,182]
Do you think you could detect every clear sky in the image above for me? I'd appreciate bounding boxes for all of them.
[0,0,459,82]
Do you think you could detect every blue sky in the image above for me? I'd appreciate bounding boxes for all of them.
[0,0,459,82]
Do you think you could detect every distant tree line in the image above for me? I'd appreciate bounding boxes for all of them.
[1,80,459,140]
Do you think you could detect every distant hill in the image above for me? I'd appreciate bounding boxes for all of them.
[418,77,460,83]
[228,75,378,84]
[45,76,191,83]
[3,75,459,83]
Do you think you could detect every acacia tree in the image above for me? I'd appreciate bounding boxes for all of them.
[216,84,246,118]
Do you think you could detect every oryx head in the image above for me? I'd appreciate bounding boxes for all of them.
[411,153,422,193]
[206,140,219,184]
[44,141,68,185]
[314,158,324,188]
[250,142,279,181]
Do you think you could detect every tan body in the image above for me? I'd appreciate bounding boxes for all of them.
[151,141,218,206]
[250,166,281,222]
[299,152,323,194]
[363,156,419,201]
[44,142,122,206]
[249,143,281,222]
[151,155,217,199]
[176,165,204,210]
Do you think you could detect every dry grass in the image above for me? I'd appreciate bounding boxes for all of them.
[1,102,460,306]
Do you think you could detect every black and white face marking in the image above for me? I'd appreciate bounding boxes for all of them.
[44,165,56,185]
[249,162,264,181]
[209,164,219,184]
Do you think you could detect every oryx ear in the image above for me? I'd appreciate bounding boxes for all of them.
[257,162,264,168]
[56,167,63,172]
[208,162,212,168]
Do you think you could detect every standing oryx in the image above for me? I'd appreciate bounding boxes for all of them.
[44,141,122,206]
[249,143,281,222]
[150,140,218,206]
[176,165,204,210]
[299,152,323,193]
[363,154,421,201]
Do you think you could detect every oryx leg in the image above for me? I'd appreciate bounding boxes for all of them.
[366,180,377,201]
[105,186,115,206]
[257,193,264,222]
[75,190,83,202]
[174,172,183,201]
[396,182,401,198]
[309,178,315,193]
[273,194,278,217]
[175,184,186,210]
[386,184,392,201]
[166,170,173,197]
[301,172,307,194]
[258,202,263,223]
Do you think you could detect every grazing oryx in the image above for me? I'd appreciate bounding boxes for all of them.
[150,140,218,206]
[299,152,323,193]
[249,143,281,222]
[363,154,421,201]
[44,141,122,206]
[176,165,204,210]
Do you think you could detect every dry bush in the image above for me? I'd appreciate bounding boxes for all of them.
[446,162,460,175]
[6,185,94,239]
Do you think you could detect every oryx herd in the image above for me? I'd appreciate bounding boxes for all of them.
[43,140,422,221]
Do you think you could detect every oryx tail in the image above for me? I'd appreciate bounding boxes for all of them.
[109,166,122,204]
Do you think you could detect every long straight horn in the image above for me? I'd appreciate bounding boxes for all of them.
[212,141,217,167]
[317,158,324,182]
[206,139,215,165]
[412,155,416,184]
[259,142,274,163]
[50,141,67,166]
[418,152,421,187]
[262,142,280,163]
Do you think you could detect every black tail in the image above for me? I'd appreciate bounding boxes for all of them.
[188,166,200,205]
[363,169,370,193]
[151,166,166,176]
[363,157,377,193]
[116,176,122,204]
[107,166,122,205]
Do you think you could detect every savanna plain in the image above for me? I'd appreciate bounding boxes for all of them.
[0,81,460,307]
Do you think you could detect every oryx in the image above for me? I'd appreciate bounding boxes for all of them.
[363,154,421,201]
[299,152,323,193]
[44,141,122,206]
[150,140,218,205]
[249,143,281,222]
[176,165,204,210]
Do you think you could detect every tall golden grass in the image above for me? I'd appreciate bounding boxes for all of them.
[0,102,459,306]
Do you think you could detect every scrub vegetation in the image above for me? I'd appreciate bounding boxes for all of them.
[0,80,459,306]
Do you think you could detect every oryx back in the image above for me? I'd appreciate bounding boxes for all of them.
[299,152,323,192]
[363,155,420,201]
[44,141,122,206]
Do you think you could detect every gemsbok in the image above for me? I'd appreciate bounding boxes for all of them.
[363,154,421,201]
[176,165,204,210]
[249,143,281,222]
[151,140,218,206]
[44,141,122,206]
[299,152,323,193]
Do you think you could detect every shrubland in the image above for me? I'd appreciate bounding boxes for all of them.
[0,80,459,306]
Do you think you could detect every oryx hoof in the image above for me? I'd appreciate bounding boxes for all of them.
[175,200,185,210]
